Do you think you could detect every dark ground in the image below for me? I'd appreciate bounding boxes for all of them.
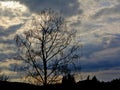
[0,77,120,90]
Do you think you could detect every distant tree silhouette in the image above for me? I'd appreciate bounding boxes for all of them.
[62,73,75,85]
[14,9,80,85]
[86,75,90,81]
[0,72,9,81]
[92,76,98,82]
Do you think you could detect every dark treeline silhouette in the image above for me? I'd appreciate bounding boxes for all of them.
[0,75,120,89]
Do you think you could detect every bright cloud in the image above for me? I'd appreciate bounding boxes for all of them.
[0,1,29,29]
[0,1,27,12]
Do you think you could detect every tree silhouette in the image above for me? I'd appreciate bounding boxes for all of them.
[0,71,9,81]
[92,76,98,82]
[86,75,90,81]
[14,9,80,85]
[62,73,75,85]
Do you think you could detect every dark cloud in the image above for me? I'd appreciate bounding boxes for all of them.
[9,63,29,72]
[82,33,120,58]
[0,53,16,61]
[82,43,103,58]
[0,24,23,37]
[82,59,120,72]
[0,24,23,62]
[79,33,120,71]
[83,23,103,31]
[92,4,120,19]
[17,0,82,17]
[103,33,120,48]
[70,20,81,27]
[106,17,120,23]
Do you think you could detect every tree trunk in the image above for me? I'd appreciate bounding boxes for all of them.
[43,60,47,86]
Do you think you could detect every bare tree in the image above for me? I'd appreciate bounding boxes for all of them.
[14,9,80,85]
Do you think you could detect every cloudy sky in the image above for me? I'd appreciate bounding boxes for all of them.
[0,0,120,82]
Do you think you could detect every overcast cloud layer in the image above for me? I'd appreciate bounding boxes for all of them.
[0,0,120,81]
